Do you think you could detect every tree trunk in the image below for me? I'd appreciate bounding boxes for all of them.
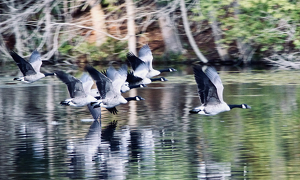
[233,0,255,63]
[158,13,183,55]
[44,0,52,52]
[89,0,107,46]
[209,10,230,61]
[180,0,208,63]
[126,0,137,55]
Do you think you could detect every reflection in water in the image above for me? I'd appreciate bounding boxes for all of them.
[1,68,300,179]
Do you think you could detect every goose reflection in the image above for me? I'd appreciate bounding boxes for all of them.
[68,120,122,179]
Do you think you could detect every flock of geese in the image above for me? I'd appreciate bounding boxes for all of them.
[9,44,251,120]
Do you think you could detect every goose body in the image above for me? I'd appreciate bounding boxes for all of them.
[55,71,98,107]
[85,65,144,114]
[190,66,251,115]
[10,50,55,83]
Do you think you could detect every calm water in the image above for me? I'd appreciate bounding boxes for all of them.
[1,65,300,179]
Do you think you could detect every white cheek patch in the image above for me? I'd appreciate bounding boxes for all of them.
[242,104,246,109]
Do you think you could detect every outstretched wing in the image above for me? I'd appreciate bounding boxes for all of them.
[204,66,225,103]
[126,71,143,85]
[85,65,115,100]
[193,66,221,105]
[28,50,42,73]
[138,44,153,70]
[80,73,94,94]
[55,71,86,98]
[127,52,146,71]
[10,50,36,76]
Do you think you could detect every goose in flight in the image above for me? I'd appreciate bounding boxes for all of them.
[9,50,55,83]
[126,52,168,86]
[85,65,145,114]
[138,44,177,78]
[102,64,146,93]
[189,65,251,115]
[55,71,99,107]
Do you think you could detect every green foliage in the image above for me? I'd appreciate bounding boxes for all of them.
[58,37,128,62]
[192,0,300,58]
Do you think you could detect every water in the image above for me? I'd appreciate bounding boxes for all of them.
[1,65,300,179]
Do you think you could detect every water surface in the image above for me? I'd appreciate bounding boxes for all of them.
[1,65,300,179]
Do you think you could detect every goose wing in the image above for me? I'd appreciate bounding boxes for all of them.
[127,52,147,71]
[85,65,116,100]
[55,71,86,98]
[80,73,94,94]
[117,64,128,82]
[138,44,153,70]
[28,50,42,73]
[193,66,221,105]
[106,66,122,93]
[127,52,149,78]
[126,71,143,84]
[204,67,225,103]
[10,50,36,76]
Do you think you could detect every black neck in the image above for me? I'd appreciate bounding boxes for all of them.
[228,104,243,109]
[159,69,170,73]
[44,72,55,76]
[125,97,137,101]
[129,84,142,89]
[150,77,161,82]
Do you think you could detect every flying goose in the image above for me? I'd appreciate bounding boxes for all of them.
[138,44,177,77]
[189,65,251,115]
[9,50,55,83]
[126,52,168,86]
[85,65,145,114]
[103,64,146,93]
[55,71,99,107]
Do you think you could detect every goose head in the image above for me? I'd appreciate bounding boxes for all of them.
[242,104,251,109]
[160,77,168,82]
[135,96,145,101]
[169,68,177,72]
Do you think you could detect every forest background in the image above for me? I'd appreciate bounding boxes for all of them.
[1,0,300,66]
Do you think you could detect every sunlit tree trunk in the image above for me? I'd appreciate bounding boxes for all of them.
[89,0,107,46]
[209,9,230,61]
[180,0,208,63]
[158,11,183,55]
[126,0,137,54]
[44,0,52,52]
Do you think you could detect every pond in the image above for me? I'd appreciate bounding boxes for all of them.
[1,64,300,179]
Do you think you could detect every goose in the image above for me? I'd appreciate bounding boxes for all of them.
[9,50,55,83]
[55,71,99,107]
[85,65,145,114]
[189,65,251,115]
[80,73,102,120]
[126,52,168,85]
[138,44,177,78]
[103,64,146,93]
